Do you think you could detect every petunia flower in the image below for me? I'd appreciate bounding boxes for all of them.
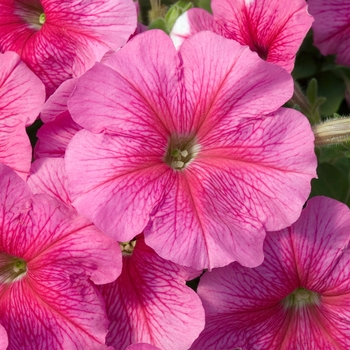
[65,30,316,270]
[0,51,45,179]
[308,0,350,67]
[0,324,8,350]
[191,196,350,349]
[98,235,205,350]
[171,0,313,72]
[0,163,122,349]
[0,0,137,94]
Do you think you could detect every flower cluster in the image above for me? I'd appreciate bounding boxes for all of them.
[0,0,350,349]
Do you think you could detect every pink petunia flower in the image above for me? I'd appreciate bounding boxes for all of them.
[171,0,313,72]
[0,324,8,350]
[0,0,137,94]
[98,235,205,350]
[0,163,122,349]
[191,196,350,349]
[65,30,316,270]
[0,51,45,179]
[308,0,350,67]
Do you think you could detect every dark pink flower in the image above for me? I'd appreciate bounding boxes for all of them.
[0,163,121,349]
[99,235,204,350]
[171,0,313,72]
[0,51,45,179]
[191,196,350,349]
[65,30,316,270]
[0,0,137,94]
[308,0,350,66]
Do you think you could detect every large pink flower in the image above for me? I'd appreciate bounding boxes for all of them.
[171,0,313,72]
[99,235,204,350]
[0,0,137,94]
[0,51,45,179]
[191,196,350,349]
[0,163,122,349]
[308,0,350,67]
[65,30,316,270]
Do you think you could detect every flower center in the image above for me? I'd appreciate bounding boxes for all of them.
[282,287,320,309]
[14,1,46,30]
[165,135,199,170]
[119,239,137,256]
[0,253,27,284]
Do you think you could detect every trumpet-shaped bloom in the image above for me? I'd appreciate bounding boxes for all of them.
[0,51,45,178]
[65,30,316,270]
[171,0,313,72]
[191,196,350,349]
[0,163,121,349]
[99,235,204,350]
[0,0,137,94]
[308,0,350,66]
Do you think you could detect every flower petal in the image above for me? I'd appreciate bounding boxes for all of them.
[68,30,182,137]
[170,8,216,50]
[99,236,205,350]
[211,0,313,72]
[179,31,293,139]
[309,0,350,66]
[65,130,173,241]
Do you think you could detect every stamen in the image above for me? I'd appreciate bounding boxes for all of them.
[165,135,199,170]
[119,239,137,256]
[39,13,46,24]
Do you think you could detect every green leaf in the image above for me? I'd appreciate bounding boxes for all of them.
[310,162,350,205]
[317,71,345,116]
[165,1,194,32]
[148,18,169,33]
[306,78,318,105]
[196,0,212,13]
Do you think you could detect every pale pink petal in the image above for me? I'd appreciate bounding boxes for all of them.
[179,31,294,137]
[35,111,82,158]
[28,157,71,206]
[0,127,33,179]
[283,196,350,293]
[40,78,77,123]
[99,237,205,350]
[170,8,216,50]
[197,108,317,231]
[2,278,109,350]
[211,0,313,72]
[309,0,350,66]
[66,130,173,241]
[0,324,8,350]
[145,170,265,269]
[68,30,182,137]
[0,0,137,93]
[191,196,350,349]
[0,51,45,178]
